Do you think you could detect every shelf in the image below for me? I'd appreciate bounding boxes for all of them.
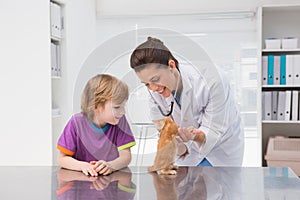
[51,0,66,4]
[262,85,300,89]
[51,76,61,79]
[52,114,62,118]
[262,48,300,53]
[51,36,61,42]
[262,120,300,124]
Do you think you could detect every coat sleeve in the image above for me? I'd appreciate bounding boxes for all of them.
[189,70,239,163]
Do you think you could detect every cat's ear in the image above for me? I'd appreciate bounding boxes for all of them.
[152,118,166,132]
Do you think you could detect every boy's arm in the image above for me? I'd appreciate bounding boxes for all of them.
[108,148,132,171]
[57,151,98,176]
[94,148,132,175]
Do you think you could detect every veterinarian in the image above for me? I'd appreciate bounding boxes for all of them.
[129,37,244,167]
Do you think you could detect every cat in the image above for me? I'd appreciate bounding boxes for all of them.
[148,117,179,175]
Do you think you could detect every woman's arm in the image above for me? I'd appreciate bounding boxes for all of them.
[57,151,98,176]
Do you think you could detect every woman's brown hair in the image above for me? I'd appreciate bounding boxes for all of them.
[130,37,178,72]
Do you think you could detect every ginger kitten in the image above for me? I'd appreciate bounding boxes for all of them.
[148,117,179,175]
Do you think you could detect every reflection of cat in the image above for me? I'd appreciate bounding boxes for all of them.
[151,173,178,200]
[151,167,208,200]
[148,117,178,175]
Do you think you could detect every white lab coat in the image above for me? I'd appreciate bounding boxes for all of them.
[148,63,244,166]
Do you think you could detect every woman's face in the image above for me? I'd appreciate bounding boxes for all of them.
[136,64,177,98]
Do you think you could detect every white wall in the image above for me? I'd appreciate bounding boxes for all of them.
[0,0,97,166]
[0,0,52,165]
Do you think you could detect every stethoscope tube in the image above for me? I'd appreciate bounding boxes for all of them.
[147,89,174,117]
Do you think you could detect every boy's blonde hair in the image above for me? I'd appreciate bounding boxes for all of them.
[81,74,129,121]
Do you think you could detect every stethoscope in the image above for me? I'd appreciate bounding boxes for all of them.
[147,73,180,117]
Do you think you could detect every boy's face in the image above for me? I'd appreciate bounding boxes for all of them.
[96,100,127,125]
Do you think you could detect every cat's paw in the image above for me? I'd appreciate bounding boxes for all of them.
[160,169,177,175]
[148,166,157,173]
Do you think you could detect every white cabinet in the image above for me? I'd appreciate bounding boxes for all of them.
[50,0,66,165]
[50,1,64,118]
[259,5,300,166]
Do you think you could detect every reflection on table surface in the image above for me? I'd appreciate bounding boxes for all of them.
[56,167,136,200]
[0,166,300,200]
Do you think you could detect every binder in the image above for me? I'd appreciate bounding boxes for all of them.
[293,55,300,85]
[274,55,280,85]
[56,44,61,77]
[268,55,274,85]
[271,91,278,120]
[299,91,300,121]
[262,55,268,85]
[284,90,291,121]
[277,91,286,120]
[51,42,57,77]
[286,55,294,85]
[292,90,299,121]
[50,2,62,39]
[280,54,286,85]
[262,91,272,120]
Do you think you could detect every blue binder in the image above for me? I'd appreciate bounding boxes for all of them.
[280,54,286,85]
[268,55,274,85]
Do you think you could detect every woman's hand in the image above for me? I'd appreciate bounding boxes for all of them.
[178,127,206,144]
[91,160,114,176]
[178,127,195,142]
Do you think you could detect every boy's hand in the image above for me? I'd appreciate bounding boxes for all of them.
[81,162,98,177]
[91,160,114,176]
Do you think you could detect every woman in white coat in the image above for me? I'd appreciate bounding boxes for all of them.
[130,37,244,166]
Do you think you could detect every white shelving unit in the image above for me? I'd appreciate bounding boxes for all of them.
[50,0,66,165]
[50,1,64,118]
[259,4,300,166]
